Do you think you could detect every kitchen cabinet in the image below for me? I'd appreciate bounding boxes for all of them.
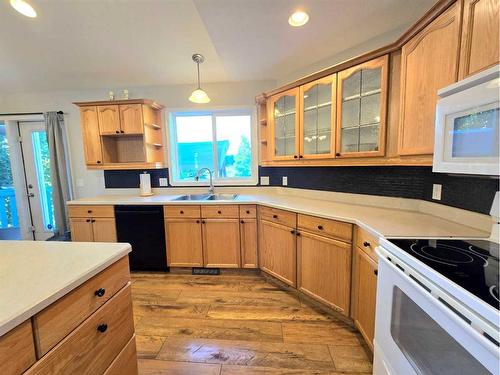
[98,105,121,135]
[351,246,378,351]
[398,1,462,155]
[119,104,144,134]
[259,219,297,287]
[80,106,103,166]
[336,55,388,157]
[297,231,352,314]
[299,75,336,159]
[459,0,499,79]
[69,205,116,242]
[202,219,241,268]
[268,87,300,160]
[165,218,204,267]
[240,218,258,268]
[0,320,36,375]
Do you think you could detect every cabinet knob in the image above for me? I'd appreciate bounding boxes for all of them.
[293,155,298,159]
[97,323,108,333]
[202,220,206,224]
[374,269,378,276]
[299,155,303,158]
[290,229,295,234]
[335,153,341,157]
[91,219,96,223]
[240,220,244,224]
[317,225,324,230]
[96,160,101,164]
[180,210,184,214]
[363,241,371,247]
[95,288,106,297]
[115,130,120,134]
[86,219,90,223]
[120,130,125,133]
[246,210,250,214]
[87,210,92,214]
[272,214,278,219]
[296,231,301,236]
[217,210,222,214]
[196,220,200,224]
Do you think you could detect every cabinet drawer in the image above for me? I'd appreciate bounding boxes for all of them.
[103,336,138,375]
[259,206,297,227]
[239,205,257,218]
[298,214,352,242]
[26,285,134,375]
[0,320,36,375]
[202,205,239,218]
[164,205,201,218]
[356,227,379,260]
[33,257,130,357]
[68,205,115,218]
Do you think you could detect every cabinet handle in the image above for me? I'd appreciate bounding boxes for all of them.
[115,130,120,134]
[97,323,108,333]
[217,210,222,214]
[293,155,298,159]
[87,210,92,214]
[91,219,96,223]
[299,155,303,158]
[246,210,250,214]
[196,220,200,224]
[335,153,341,157]
[374,269,378,276]
[120,130,124,133]
[96,160,101,164]
[86,219,91,223]
[296,231,301,236]
[202,220,206,224]
[290,229,295,234]
[240,220,244,224]
[95,288,106,297]
[317,225,323,230]
[272,214,278,219]
[363,241,371,247]
[180,210,184,214]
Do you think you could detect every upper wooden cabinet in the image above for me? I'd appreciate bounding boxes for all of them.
[268,87,300,160]
[337,56,388,158]
[459,0,500,79]
[299,75,336,159]
[75,99,164,170]
[398,1,462,155]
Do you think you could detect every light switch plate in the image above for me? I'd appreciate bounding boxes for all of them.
[282,176,288,186]
[159,178,168,187]
[260,176,270,185]
[432,184,442,200]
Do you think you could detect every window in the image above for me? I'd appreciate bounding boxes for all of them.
[168,109,257,185]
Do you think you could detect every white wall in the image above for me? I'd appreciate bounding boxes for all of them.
[0,80,275,198]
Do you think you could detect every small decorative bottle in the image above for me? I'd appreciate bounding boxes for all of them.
[108,91,115,100]
[123,89,129,100]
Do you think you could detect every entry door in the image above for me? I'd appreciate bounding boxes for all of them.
[19,122,55,240]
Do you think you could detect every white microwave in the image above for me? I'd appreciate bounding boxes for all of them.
[433,65,499,176]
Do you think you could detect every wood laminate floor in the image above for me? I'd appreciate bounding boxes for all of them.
[132,272,373,375]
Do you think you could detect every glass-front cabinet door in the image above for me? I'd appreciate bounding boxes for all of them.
[299,75,336,159]
[336,55,388,157]
[269,88,300,160]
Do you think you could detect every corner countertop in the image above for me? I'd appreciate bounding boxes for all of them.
[0,241,131,337]
[67,191,490,239]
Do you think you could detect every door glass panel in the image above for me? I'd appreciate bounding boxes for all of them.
[31,131,55,231]
[340,66,382,153]
[274,95,296,156]
[302,81,332,155]
[0,122,21,240]
[391,287,490,375]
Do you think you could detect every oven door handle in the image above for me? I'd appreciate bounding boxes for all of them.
[376,246,500,359]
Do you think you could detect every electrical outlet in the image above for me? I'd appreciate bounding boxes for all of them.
[260,176,270,185]
[432,184,442,200]
[159,177,168,187]
[282,176,288,186]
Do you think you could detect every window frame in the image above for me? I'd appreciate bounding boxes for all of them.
[167,107,258,186]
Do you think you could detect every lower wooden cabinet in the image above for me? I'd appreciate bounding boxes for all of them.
[0,320,36,375]
[240,218,258,268]
[351,246,378,351]
[165,219,204,267]
[104,336,139,375]
[259,219,297,287]
[202,219,241,268]
[70,217,117,242]
[297,231,352,315]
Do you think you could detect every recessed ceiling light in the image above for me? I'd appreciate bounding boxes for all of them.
[10,0,37,18]
[288,11,309,27]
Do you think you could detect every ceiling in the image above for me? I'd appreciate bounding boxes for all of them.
[0,0,437,93]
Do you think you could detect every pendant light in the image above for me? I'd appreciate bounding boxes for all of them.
[189,54,211,104]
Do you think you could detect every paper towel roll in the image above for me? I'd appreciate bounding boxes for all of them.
[140,172,153,196]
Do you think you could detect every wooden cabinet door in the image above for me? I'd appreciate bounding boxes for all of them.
[336,55,388,158]
[119,104,144,134]
[92,218,117,242]
[0,320,36,375]
[398,2,462,155]
[459,0,499,79]
[268,87,300,161]
[98,105,120,135]
[240,218,258,268]
[351,246,378,351]
[203,219,241,268]
[80,106,103,165]
[70,218,94,242]
[297,231,352,315]
[259,219,296,286]
[299,75,336,159]
[165,219,203,267]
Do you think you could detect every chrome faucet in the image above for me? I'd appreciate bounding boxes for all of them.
[195,168,215,194]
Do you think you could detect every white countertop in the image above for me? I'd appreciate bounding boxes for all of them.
[67,190,490,239]
[0,241,131,336]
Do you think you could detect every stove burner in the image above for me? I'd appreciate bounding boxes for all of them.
[490,285,500,303]
[410,242,487,267]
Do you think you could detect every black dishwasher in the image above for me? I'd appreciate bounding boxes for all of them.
[115,205,168,271]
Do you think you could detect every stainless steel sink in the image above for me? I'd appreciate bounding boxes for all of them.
[205,193,239,200]
[172,194,211,201]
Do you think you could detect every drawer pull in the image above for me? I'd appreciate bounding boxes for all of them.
[363,241,371,247]
[202,220,206,224]
[273,214,278,219]
[86,219,91,223]
[217,210,222,214]
[196,220,200,224]
[374,269,378,276]
[290,229,295,234]
[296,231,301,236]
[87,210,92,214]
[97,323,108,333]
[95,288,106,297]
[180,210,184,214]
[317,225,324,230]
[246,210,250,214]
[240,220,244,224]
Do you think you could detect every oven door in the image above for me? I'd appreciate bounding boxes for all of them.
[373,248,499,375]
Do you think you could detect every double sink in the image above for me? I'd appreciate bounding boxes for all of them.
[172,193,239,201]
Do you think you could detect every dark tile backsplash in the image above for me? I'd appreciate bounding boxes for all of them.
[104,166,498,215]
